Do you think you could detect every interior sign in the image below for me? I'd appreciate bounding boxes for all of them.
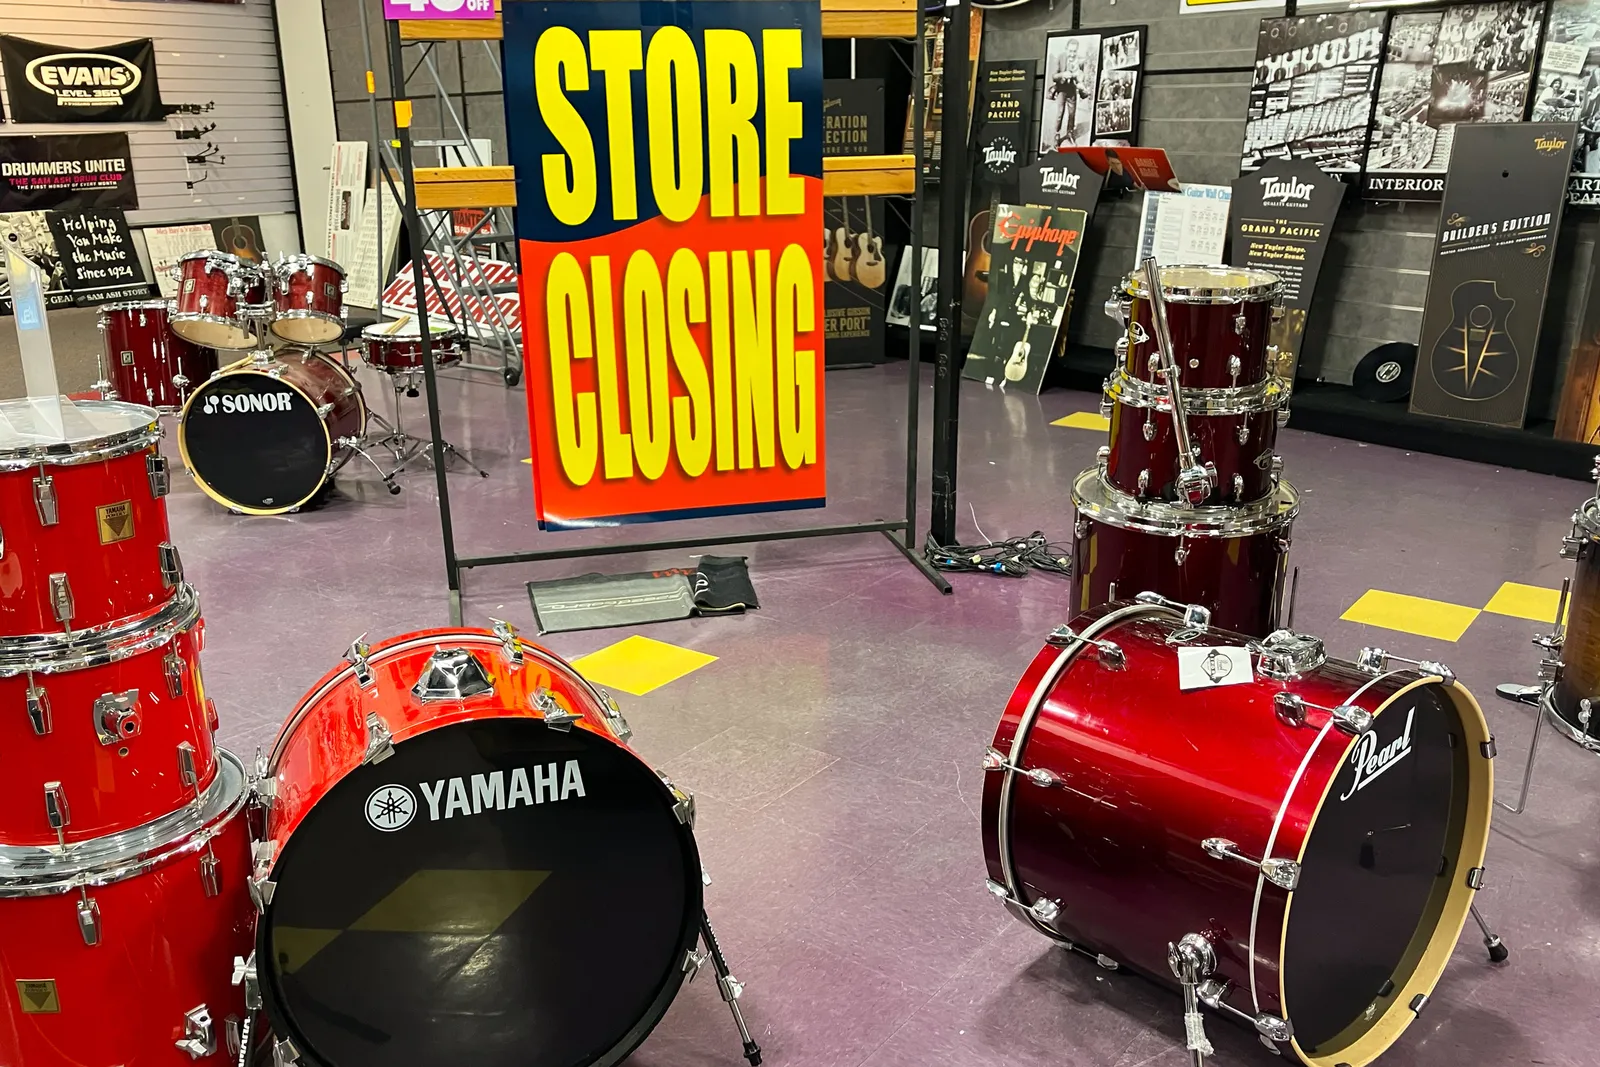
[0,36,164,123]
[502,0,826,529]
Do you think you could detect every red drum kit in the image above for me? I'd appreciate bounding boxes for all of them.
[0,397,760,1067]
[1074,261,1297,637]
[97,301,219,412]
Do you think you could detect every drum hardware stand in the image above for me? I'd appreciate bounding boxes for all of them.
[1140,258,1215,508]
[1169,934,1295,1064]
[1492,576,1572,815]
[360,368,490,487]
[684,909,763,1066]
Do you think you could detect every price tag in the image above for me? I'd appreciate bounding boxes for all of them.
[382,0,495,20]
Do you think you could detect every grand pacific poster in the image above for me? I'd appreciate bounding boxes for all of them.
[503,0,825,528]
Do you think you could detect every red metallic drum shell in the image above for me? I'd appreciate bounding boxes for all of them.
[171,254,266,351]
[361,332,463,370]
[264,629,634,858]
[99,304,217,411]
[981,603,1493,1067]
[0,593,218,845]
[1122,296,1276,390]
[1105,399,1280,505]
[0,434,178,637]
[0,777,254,1067]
[271,258,346,345]
[1069,478,1293,637]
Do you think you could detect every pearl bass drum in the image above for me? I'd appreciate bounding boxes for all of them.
[982,597,1493,1067]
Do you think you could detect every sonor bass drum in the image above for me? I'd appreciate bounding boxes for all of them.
[246,627,704,1067]
[982,598,1494,1067]
[178,350,367,515]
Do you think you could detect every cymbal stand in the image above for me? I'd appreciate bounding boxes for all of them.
[686,909,762,1066]
[366,361,489,483]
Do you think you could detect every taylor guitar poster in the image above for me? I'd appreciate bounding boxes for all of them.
[1410,122,1577,426]
[502,0,825,528]
[1228,157,1346,381]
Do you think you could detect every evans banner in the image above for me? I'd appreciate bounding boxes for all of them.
[0,36,164,124]
[503,0,825,529]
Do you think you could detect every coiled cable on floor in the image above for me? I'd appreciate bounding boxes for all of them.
[923,531,1072,578]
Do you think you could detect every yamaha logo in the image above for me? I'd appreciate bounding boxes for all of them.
[25,52,142,107]
[365,784,416,831]
[201,391,296,415]
[1260,175,1313,208]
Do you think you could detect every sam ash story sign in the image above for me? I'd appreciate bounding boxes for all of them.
[502,0,825,529]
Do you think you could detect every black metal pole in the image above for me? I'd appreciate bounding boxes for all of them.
[384,13,463,618]
[928,0,971,548]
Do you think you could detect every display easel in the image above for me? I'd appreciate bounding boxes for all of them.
[380,0,950,625]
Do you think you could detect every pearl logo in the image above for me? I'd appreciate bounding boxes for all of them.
[366,784,417,831]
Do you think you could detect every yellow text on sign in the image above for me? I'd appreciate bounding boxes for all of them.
[535,26,806,224]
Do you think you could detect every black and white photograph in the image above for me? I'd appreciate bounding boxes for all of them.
[962,204,1086,394]
[886,247,938,331]
[1040,33,1100,152]
[1095,70,1138,136]
[1531,0,1600,205]
[1240,12,1388,175]
[1365,1,1544,199]
[1102,30,1141,72]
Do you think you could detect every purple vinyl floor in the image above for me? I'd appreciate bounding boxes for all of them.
[165,361,1599,1067]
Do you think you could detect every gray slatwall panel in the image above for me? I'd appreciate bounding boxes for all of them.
[0,0,295,226]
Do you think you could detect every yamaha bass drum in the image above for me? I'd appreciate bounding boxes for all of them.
[982,596,1494,1067]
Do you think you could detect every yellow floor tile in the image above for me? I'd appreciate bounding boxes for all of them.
[1340,590,1481,643]
[1483,581,1568,624]
[1052,411,1111,431]
[572,634,716,695]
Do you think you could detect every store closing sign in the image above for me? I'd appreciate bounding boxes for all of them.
[503,1,825,528]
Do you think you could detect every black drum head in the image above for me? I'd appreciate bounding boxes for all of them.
[1283,684,1468,1054]
[260,717,701,1067]
[182,372,329,512]
[1352,343,1418,404]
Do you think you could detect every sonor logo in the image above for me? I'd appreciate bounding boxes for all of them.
[417,761,587,822]
[1259,176,1312,207]
[1339,708,1414,801]
[1535,136,1569,154]
[200,392,295,415]
[25,53,142,105]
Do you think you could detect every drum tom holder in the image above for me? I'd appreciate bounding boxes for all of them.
[1138,258,1214,508]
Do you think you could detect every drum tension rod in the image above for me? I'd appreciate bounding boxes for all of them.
[1202,837,1300,890]
[1195,979,1294,1050]
[1046,626,1126,670]
[1135,591,1212,632]
[983,879,1070,932]
[1354,647,1456,685]
[32,470,58,525]
[982,747,1063,788]
[1273,692,1373,736]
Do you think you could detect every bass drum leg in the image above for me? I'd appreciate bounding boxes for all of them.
[695,910,762,1067]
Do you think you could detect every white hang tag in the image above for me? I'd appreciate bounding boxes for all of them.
[1176,645,1254,691]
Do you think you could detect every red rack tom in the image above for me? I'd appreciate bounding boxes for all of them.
[0,751,255,1067]
[170,251,267,350]
[97,301,218,412]
[271,254,348,345]
[0,399,183,637]
[0,585,219,845]
[1107,265,1283,390]
[1070,467,1296,637]
[982,600,1493,1067]
[360,318,464,371]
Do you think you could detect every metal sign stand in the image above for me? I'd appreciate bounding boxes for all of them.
[380,7,950,626]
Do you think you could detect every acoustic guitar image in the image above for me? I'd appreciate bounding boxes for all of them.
[823,223,838,281]
[848,198,887,289]
[962,209,992,312]
[1005,316,1039,383]
[830,199,855,283]
[218,217,261,262]
[1429,279,1517,401]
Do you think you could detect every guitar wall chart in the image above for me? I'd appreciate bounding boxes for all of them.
[1410,122,1577,427]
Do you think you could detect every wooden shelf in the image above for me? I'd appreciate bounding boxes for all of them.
[399,0,913,40]
[822,154,914,196]
[411,165,517,209]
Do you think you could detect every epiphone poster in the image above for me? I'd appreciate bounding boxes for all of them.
[963,205,1086,394]
[0,36,164,124]
[0,133,137,212]
[48,209,152,306]
[974,61,1036,184]
[1411,123,1577,426]
[1228,158,1346,380]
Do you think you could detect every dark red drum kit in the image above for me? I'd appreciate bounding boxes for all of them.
[982,595,1495,1067]
[360,318,464,371]
[98,301,219,412]
[270,255,350,346]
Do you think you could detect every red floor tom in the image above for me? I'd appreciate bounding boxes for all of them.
[982,601,1493,1066]
[360,319,464,371]
[98,301,218,412]
[1102,370,1286,505]
[170,251,267,350]
[0,584,219,845]
[178,350,367,515]
[1107,265,1283,390]
[0,399,183,637]
[271,255,348,345]
[0,751,255,1067]
[1070,467,1296,637]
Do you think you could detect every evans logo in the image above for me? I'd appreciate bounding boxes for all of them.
[201,392,296,415]
[25,53,142,101]
[1339,708,1414,801]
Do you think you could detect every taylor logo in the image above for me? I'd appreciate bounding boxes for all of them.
[25,52,142,107]
[1535,136,1569,154]
[201,391,295,415]
[365,784,416,831]
[1259,175,1312,207]
[1039,168,1080,194]
[983,139,1017,169]
[1339,708,1414,801]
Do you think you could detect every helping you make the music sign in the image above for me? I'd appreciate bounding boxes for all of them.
[504,0,825,528]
